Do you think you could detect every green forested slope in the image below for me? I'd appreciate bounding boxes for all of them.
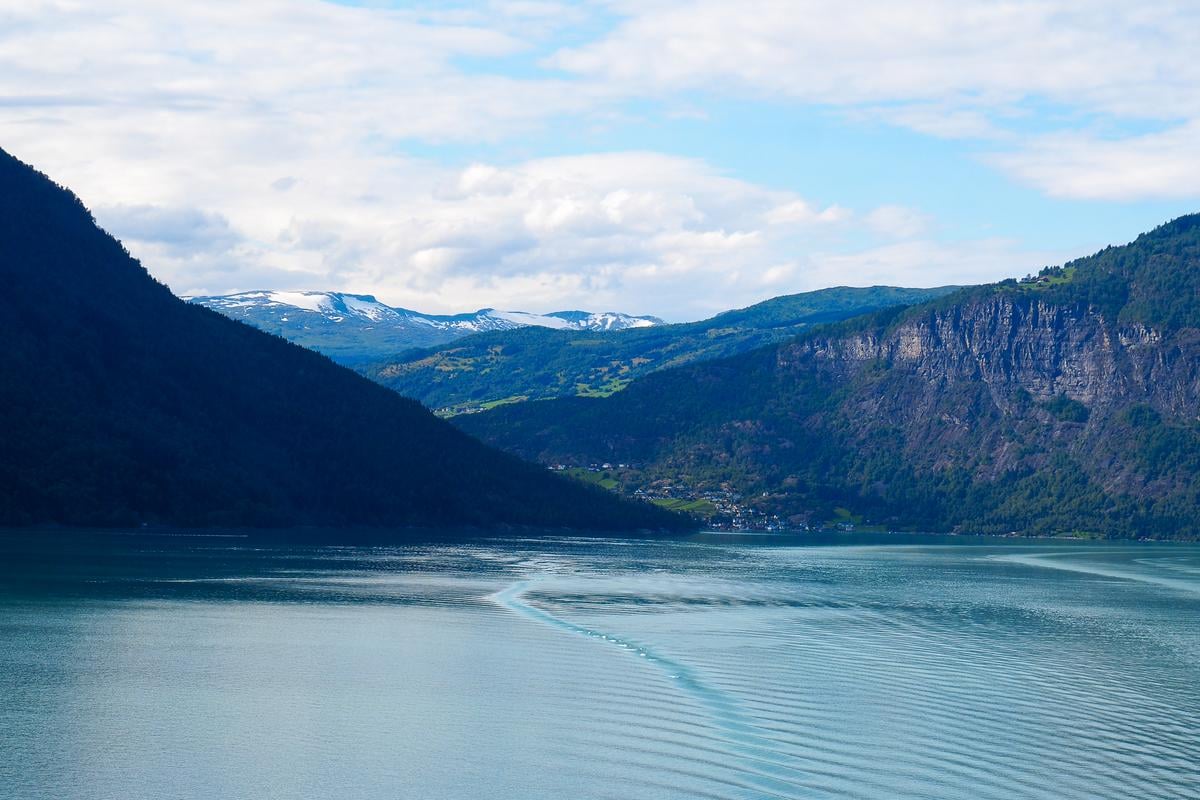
[369,285,957,413]
[459,216,1200,539]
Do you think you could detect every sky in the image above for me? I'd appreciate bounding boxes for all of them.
[2,1,1198,320]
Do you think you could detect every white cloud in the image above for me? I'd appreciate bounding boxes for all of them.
[866,105,1010,141]
[549,0,1200,201]
[325,152,842,317]
[0,1,605,200]
[991,121,1200,200]
[0,0,1181,321]
[550,1,1200,119]
[94,204,242,256]
[75,144,995,320]
[804,239,1067,292]
[766,200,849,226]
[864,206,933,239]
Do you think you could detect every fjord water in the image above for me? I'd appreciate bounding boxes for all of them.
[1,534,1197,800]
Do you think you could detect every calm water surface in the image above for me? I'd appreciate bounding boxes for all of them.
[1,532,1197,799]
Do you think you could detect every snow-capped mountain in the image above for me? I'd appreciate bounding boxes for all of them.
[186,290,662,364]
[450,308,661,333]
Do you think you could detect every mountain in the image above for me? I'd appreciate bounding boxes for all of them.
[458,216,1200,539]
[188,290,662,365]
[0,148,686,533]
[369,286,958,415]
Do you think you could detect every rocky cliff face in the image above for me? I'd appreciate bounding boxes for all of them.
[782,295,1196,412]
[767,292,1199,494]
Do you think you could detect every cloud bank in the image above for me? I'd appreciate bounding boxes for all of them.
[0,1,1192,317]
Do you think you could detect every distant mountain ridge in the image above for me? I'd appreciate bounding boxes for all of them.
[187,290,662,365]
[458,215,1200,539]
[0,147,685,533]
[368,285,959,414]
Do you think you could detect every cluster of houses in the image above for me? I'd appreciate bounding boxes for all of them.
[552,462,864,532]
[549,463,792,531]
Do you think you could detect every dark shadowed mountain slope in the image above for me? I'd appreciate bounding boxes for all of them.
[458,216,1200,539]
[369,285,957,414]
[0,149,686,532]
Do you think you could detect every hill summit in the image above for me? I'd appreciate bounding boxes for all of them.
[0,148,685,533]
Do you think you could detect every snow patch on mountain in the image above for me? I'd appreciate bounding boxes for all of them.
[581,311,657,331]
[341,295,393,321]
[266,291,334,314]
[488,310,572,329]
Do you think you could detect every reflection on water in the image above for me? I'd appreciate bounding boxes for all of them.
[1,532,1197,800]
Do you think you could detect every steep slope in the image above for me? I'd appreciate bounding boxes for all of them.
[458,216,1200,539]
[371,286,957,414]
[189,290,661,365]
[0,148,685,532]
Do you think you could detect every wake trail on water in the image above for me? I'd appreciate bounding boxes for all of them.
[490,578,820,799]
[992,552,1200,595]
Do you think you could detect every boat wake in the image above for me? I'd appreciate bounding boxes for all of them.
[991,551,1200,595]
[491,578,817,799]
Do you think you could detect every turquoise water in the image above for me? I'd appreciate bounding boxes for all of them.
[1,533,1197,799]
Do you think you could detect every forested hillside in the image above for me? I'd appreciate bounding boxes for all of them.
[0,148,686,533]
[371,286,956,414]
[459,216,1200,539]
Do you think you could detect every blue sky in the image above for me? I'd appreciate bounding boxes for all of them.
[1,0,1197,319]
